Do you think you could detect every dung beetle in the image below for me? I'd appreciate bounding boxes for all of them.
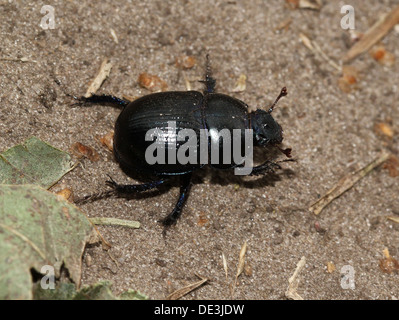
[76,56,291,226]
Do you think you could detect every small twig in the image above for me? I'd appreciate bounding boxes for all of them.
[166,274,209,300]
[110,28,119,44]
[222,252,228,282]
[89,217,140,229]
[182,71,192,91]
[107,251,120,268]
[235,240,247,285]
[299,33,341,72]
[298,0,322,10]
[310,152,390,215]
[231,240,247,297]
[87,222,112,250]
[84,58,112,98]
[343,5,399,62]
[80,211,112,250]
[0,56,36,63]
[387,216,399,224]
[285,256,306,300]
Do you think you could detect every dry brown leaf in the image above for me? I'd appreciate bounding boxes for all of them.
[175,55,196,69]
[70,142,100,162]
[56,188,73,202]
[197,212,209,227]
[98,131,114,152]
[338,65,358,93]
[244,262,253,277]
[274,18,292,32]
[285,0,299,9]
[379,248,399,274]
[121,94,137,102]
[327,261,336,273]
[370,45,395,66]
[232,74,247,93]
[382,155,399,177]
[138,72,168,92]
[374,122,394,139]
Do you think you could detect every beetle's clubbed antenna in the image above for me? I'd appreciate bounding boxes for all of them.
[199,53,216,94]
[268,87,287,113]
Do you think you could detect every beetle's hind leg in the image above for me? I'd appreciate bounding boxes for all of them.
[160,173,192,227]
[74,176,167,204]
[105,175,166,194]
[71,94,129,108]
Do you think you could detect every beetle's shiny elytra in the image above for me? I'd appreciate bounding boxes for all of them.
[76,57,291,226]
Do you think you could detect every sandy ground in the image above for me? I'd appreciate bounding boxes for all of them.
[1,0,399,299]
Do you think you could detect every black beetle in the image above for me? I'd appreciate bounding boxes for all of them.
[76,57,291,226]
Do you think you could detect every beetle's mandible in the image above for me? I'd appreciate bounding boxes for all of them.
[75,56,292,227]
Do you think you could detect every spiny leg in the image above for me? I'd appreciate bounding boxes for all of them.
[75,176,166,204]
[71,94,129,108]
[249,158,295,176]
[106,175,167,195]
[160,173,192,227]
[249,160,281,176]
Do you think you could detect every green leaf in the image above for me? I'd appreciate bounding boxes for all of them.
[32,283,76,300]
[0,137,73,188]
[32,281,149,300]
[0,184,94,300]
[119,289,149,300]
[73,281,118,300]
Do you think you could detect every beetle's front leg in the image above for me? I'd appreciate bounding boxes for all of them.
[249,160,281,176]
[160,173,192,227]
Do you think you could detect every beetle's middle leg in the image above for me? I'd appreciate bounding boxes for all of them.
[160,173,192,227]
[72,94,129,109]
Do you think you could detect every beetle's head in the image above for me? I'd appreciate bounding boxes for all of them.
[250,87,291,157]
[251,109,283,145]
